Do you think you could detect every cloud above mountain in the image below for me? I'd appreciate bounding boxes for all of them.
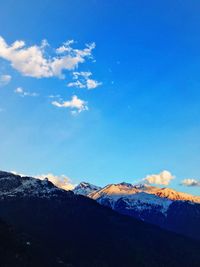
[14,87,38,97]
[181,179,200,187]
[67,71,102,90]
[144,170,174,185]
[0,36,102,115]
[0,36,97,79]
[37,173,75,190]
[11,171,75,190]
[52,95,88,114]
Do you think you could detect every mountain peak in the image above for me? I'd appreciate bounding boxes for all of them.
[155,187,200,203]
[78,182,93,187]
[118,182,133,187]
[73,181,101,196]
[0,170,70,199]
[89,181,200,203]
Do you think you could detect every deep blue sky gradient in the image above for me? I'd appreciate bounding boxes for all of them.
[0,0,200,195]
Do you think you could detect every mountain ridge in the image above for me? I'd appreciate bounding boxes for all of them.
[74,180,200,203]
[73,181,200,240]
[0,170,200,266]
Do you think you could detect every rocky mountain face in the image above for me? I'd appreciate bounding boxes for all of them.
[74,181,200,240]
[0,170,200,267]
[88,182,200,203]
[73,182,101,196]
[0,171,70,199]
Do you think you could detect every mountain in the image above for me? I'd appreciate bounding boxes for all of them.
[73,181,101,196]
[0,170,200,267]
[0,170,66,198]
[88,182,200,203]
[74,182,200,240]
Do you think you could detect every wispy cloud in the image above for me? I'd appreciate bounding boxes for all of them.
[68,80,86,89]
[0,74,11,86]
[48,94,61,99]
[86,78,102,89]
[14,87,38,97]
[52,95,88,114]
[0,36,95,79]
[144,170,174,185]
[55,40,75,54]
[181,178,200,187]
[67,71,102,90]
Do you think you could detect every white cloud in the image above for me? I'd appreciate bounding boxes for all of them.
[72,71,92,79]
[86,78,102,89]
[67,80,85,88]
[67,71,102,90]
[0,74,11,86]
[14,87,38,97]
[52,95,88,113]
[56,40,75,54]
[0,36,95,78]
[144,170,174,185]
[15,87,23,94]
[181,178,200,187]
[37,173,75,190]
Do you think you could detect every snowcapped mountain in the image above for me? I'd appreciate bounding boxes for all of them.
[74,181,200,214]
[73,181,101,196]
[154,187,200,202]
[89,182,200,204]
[91,183,199,220]
[88,183,174,219]
[74,181,200,239]
[0,171,71,199]
[1,170,200,241]
[2,170,200,266]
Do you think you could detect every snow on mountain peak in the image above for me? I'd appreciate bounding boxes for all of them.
[89,181,200,204]
[0,171,68,199]
[73,182,101,196]
[73,180,200,217]
[155,187,200,203]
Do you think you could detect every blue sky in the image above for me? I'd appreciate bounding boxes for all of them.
[0,0,200,195]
